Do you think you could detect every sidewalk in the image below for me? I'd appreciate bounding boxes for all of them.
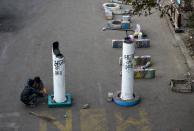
[164,11,194,71]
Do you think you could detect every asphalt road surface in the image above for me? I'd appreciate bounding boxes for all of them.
[0,0,194,131]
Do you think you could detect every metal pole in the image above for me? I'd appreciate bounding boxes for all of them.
[120,37,135,100]
[52,42,66,103]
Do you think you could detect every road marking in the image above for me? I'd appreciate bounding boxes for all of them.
[52,109,72,131]
[115,109,151,131]
[52,121,66,131]
[39,119,47,131]
[80,109,108,131]
[39,109,72,131]
[65,109,72,131]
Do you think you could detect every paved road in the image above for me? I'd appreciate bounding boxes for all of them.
[0,0,194,131]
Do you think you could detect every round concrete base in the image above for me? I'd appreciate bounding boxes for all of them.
[113,91,141,107]
[48,93,72,108]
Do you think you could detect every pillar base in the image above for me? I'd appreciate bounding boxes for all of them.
[48,93,72,108]
[113,91,140,107]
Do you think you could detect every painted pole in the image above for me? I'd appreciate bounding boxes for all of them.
[52,42,66,103]
[120,36,135,100]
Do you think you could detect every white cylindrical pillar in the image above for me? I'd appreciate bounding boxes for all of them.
[120,37,135,100]
[52,42,66,103]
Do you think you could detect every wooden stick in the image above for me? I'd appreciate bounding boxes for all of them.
[29,112,56,121]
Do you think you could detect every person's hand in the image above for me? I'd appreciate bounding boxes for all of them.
[42,88,48,95]
[39,88,47,96]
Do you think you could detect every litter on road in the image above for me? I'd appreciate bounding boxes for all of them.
[29,112,56,122]
[82,104,90,109]
[170,72,193,93]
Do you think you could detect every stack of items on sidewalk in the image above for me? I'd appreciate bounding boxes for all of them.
[169,72,193,93]
[164,0,185,33]
[101,0,156,79]
[101,1,150,48]
[112,24,150,48]
[102,2,132,30]
[119,55,155,79]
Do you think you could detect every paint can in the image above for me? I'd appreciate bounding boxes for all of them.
[135,39,150,48]
[135,40,141,48]
[112,40,123,48]
[138,56,145,66]
[134,69,144,79]
[122,15,130,21]
[145,55,151,62]
[142,39,150,48]
[142,55,151,65]
[144,69,155,79]
[121,21,130,30]
[134,56,141,66]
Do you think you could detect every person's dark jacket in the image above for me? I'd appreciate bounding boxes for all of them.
[20,85,43,104]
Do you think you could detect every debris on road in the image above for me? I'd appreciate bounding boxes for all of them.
[29,112,56,121]
[63,114,67,118]
[107,92,114,102]
[82,104,90,109]
[170,72,193,93]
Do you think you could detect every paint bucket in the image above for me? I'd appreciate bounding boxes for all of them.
[142,39,150,48]
[146,39,150,48]
[121,21,130,30]
[134,69,144,79]
[105,9,113,20]
[122,15,130,21]
[138,56,145,66]
[112,40,123,48]
[135,40,141,48]
[145,55,151,62]
[134,56,141,66]
[141,61,152,69]
[135,39,150,48]
[142,55,151,65]
[144,69,155,79]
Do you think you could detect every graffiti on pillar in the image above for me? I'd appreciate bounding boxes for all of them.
[55,71,62,75]
[54,60,64,75]
[123,55,133,70]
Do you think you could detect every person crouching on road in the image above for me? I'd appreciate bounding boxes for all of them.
[20,77,47,107]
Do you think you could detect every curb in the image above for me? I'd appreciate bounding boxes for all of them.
[164,14,194,71]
